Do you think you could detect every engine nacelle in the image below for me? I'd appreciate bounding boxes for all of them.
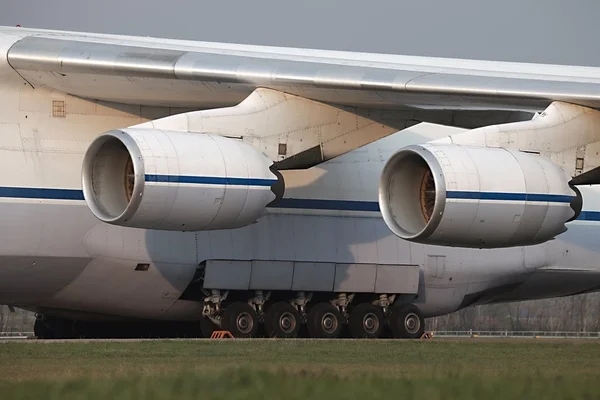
[378,144,581,248]
[82,129,282,231]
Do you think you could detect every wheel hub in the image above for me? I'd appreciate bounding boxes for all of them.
[236,312,254,334]
[279,312,296,333]
[362,312,379,334]
[404,312,420,334]
[321,312,338,334]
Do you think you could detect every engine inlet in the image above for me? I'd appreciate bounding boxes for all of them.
[82,130,144,223]
[419,169,435,223]
[378,144,446,241]
[124,155,135,202]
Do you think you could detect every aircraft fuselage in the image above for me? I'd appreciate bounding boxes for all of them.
[0,27,600,335]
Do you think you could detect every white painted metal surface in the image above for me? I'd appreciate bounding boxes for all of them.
[379,143,577,248]
[437,101,600,177]
[0,26,600,325]
[135,88,409,166]
[82,129,279,231]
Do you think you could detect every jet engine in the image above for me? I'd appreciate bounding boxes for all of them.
[82,129,283,231]
[378,144,581,248]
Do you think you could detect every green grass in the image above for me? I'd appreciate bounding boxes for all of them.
[1,339,600,399]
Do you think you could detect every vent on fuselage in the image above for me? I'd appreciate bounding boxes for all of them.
[52,100,66,118]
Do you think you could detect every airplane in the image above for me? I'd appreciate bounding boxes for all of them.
[1,25,600,339]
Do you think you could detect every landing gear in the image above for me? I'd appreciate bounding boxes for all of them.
[221,302,259,338]
[264,302,301,338]
[34,315,78,339]
[348,303,384,339]
[199,316,217,338]
[202,290,426,339]
[388,303,425,339]
[34,300,427,340]
[306,302,343,339]
[34,315,54,339]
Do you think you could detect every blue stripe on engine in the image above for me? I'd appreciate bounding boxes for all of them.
[145,174,277,187]
[446,191,575,203]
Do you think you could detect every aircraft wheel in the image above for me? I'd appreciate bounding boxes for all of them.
[53,318,76,339]
[348,303,384,339]
[36,316,74,339]
[264,302,301,338]
[388,303,425,339]
[221,302,259,338]
[306,303,343,339]
[34,317,54,339]
[199,316,217,338]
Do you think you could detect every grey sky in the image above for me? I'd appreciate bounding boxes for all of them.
[1,0,599,66]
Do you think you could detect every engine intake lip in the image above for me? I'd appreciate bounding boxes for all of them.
[82,130,145,224]
[378,145,446,240]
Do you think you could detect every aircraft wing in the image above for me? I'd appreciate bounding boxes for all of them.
[5,26,600,122]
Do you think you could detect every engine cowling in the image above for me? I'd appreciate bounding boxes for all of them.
[378,144,581,248]
[82,129,283,231]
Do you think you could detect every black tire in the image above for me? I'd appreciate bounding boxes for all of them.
[306,303,343,339]
[36,316,74,339]
[264,302,301,338]
[199,316,217,338]
[53,318,76,339]
[34,317,54,339]
[221,302,259,338]
[388,303,425,339]
[348,303,384,339]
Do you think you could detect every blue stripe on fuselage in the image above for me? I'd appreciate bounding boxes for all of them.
[272,198,381,212]
[576,211,600,221]
[0,186,595,220]
[0,187,84,200]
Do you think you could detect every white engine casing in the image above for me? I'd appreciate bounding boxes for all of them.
[379,144,579,248]
[82,129,280,231]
